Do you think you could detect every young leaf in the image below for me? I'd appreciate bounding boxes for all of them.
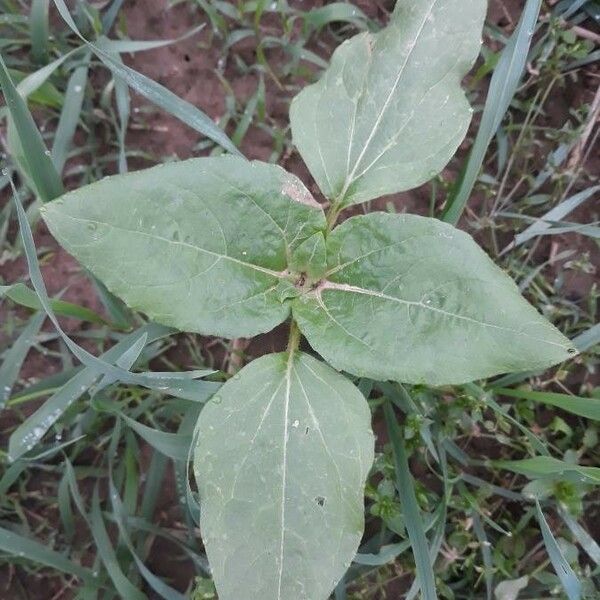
[290,0,486,207]
[193,352,374,600]
[292,213,574,385]
[41,157,326,338]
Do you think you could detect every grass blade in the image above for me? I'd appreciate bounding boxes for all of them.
[494,387,600,421]
[109,478,188,600]
[101,0,125,33]
[559,509,600,566]
[497,456,600,485]
[1,282,110,326]
[0,54,64,201]
[119,413,192,462]
[89,487,147,600]
[0,526,95,582]
[384,401,437,600]
[573,323,600,352]
[472,512,493,600]
[29,0,49,63]
[535,501,582,600]
[512,185,600,247]
[441,0,542,224]
[51,60,90,173]
[51,0,242,156]
[0,312,45,408]
[64,460,146,600]
[8,323,172,461]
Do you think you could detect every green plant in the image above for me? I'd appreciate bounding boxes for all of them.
[26,0,580,599]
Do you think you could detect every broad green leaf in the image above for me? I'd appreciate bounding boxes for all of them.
[292,213,575,385]
[194,352,374,600]
[290,0,486,207]
[41,157,326,338]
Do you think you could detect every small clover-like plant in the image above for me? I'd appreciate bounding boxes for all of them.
[40,1,576,598]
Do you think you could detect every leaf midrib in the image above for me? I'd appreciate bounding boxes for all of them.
[338,0,439,202]
[317,281,571,350]
[49,212,287,279]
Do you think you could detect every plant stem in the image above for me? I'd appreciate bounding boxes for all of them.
[287,319,301,354]
[325,200,343,233]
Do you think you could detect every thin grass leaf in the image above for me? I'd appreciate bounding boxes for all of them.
[465,383,549,455]
[303,3,369,30]
[557,0,590,18]
[512,185,600,247]
[105,49,130,173]
[334,576,347,600]
[0,55,64,201]
[101,0,125,33]
[109,479,187,600]
[7,68,63,108]
[442,0,542,224]
[384,401,437,600]
[52,60,90,173]
[354,540,412,566]
[0,460,28,497]
[405,437,450,600]
[138,450,168,522]
[1,282,109,326]
[0,526,96,582]
[497,456,600,485]
[495,387,600,421]
[63,459,146,599]
[460,473,524,502]
[7,367,81,406]
[119,413,192,461]
[90,487,147,600]
[231,78,261,147]
[573,323,600,353]
[559,509,600,565]
[92,275,134,329]
[8,323,172,461]
[51,0,241,156]
[472,512,493,600]
[29,0,49,63]
[58,470,76,542]
[98,24,205,54]
[0,312,45,408]
[535,501,582,600]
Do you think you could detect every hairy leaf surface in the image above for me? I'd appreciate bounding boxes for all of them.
[194,352,374,600]
[290,0,486,206]
[41,157,326,338]
[293,213,575,385]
